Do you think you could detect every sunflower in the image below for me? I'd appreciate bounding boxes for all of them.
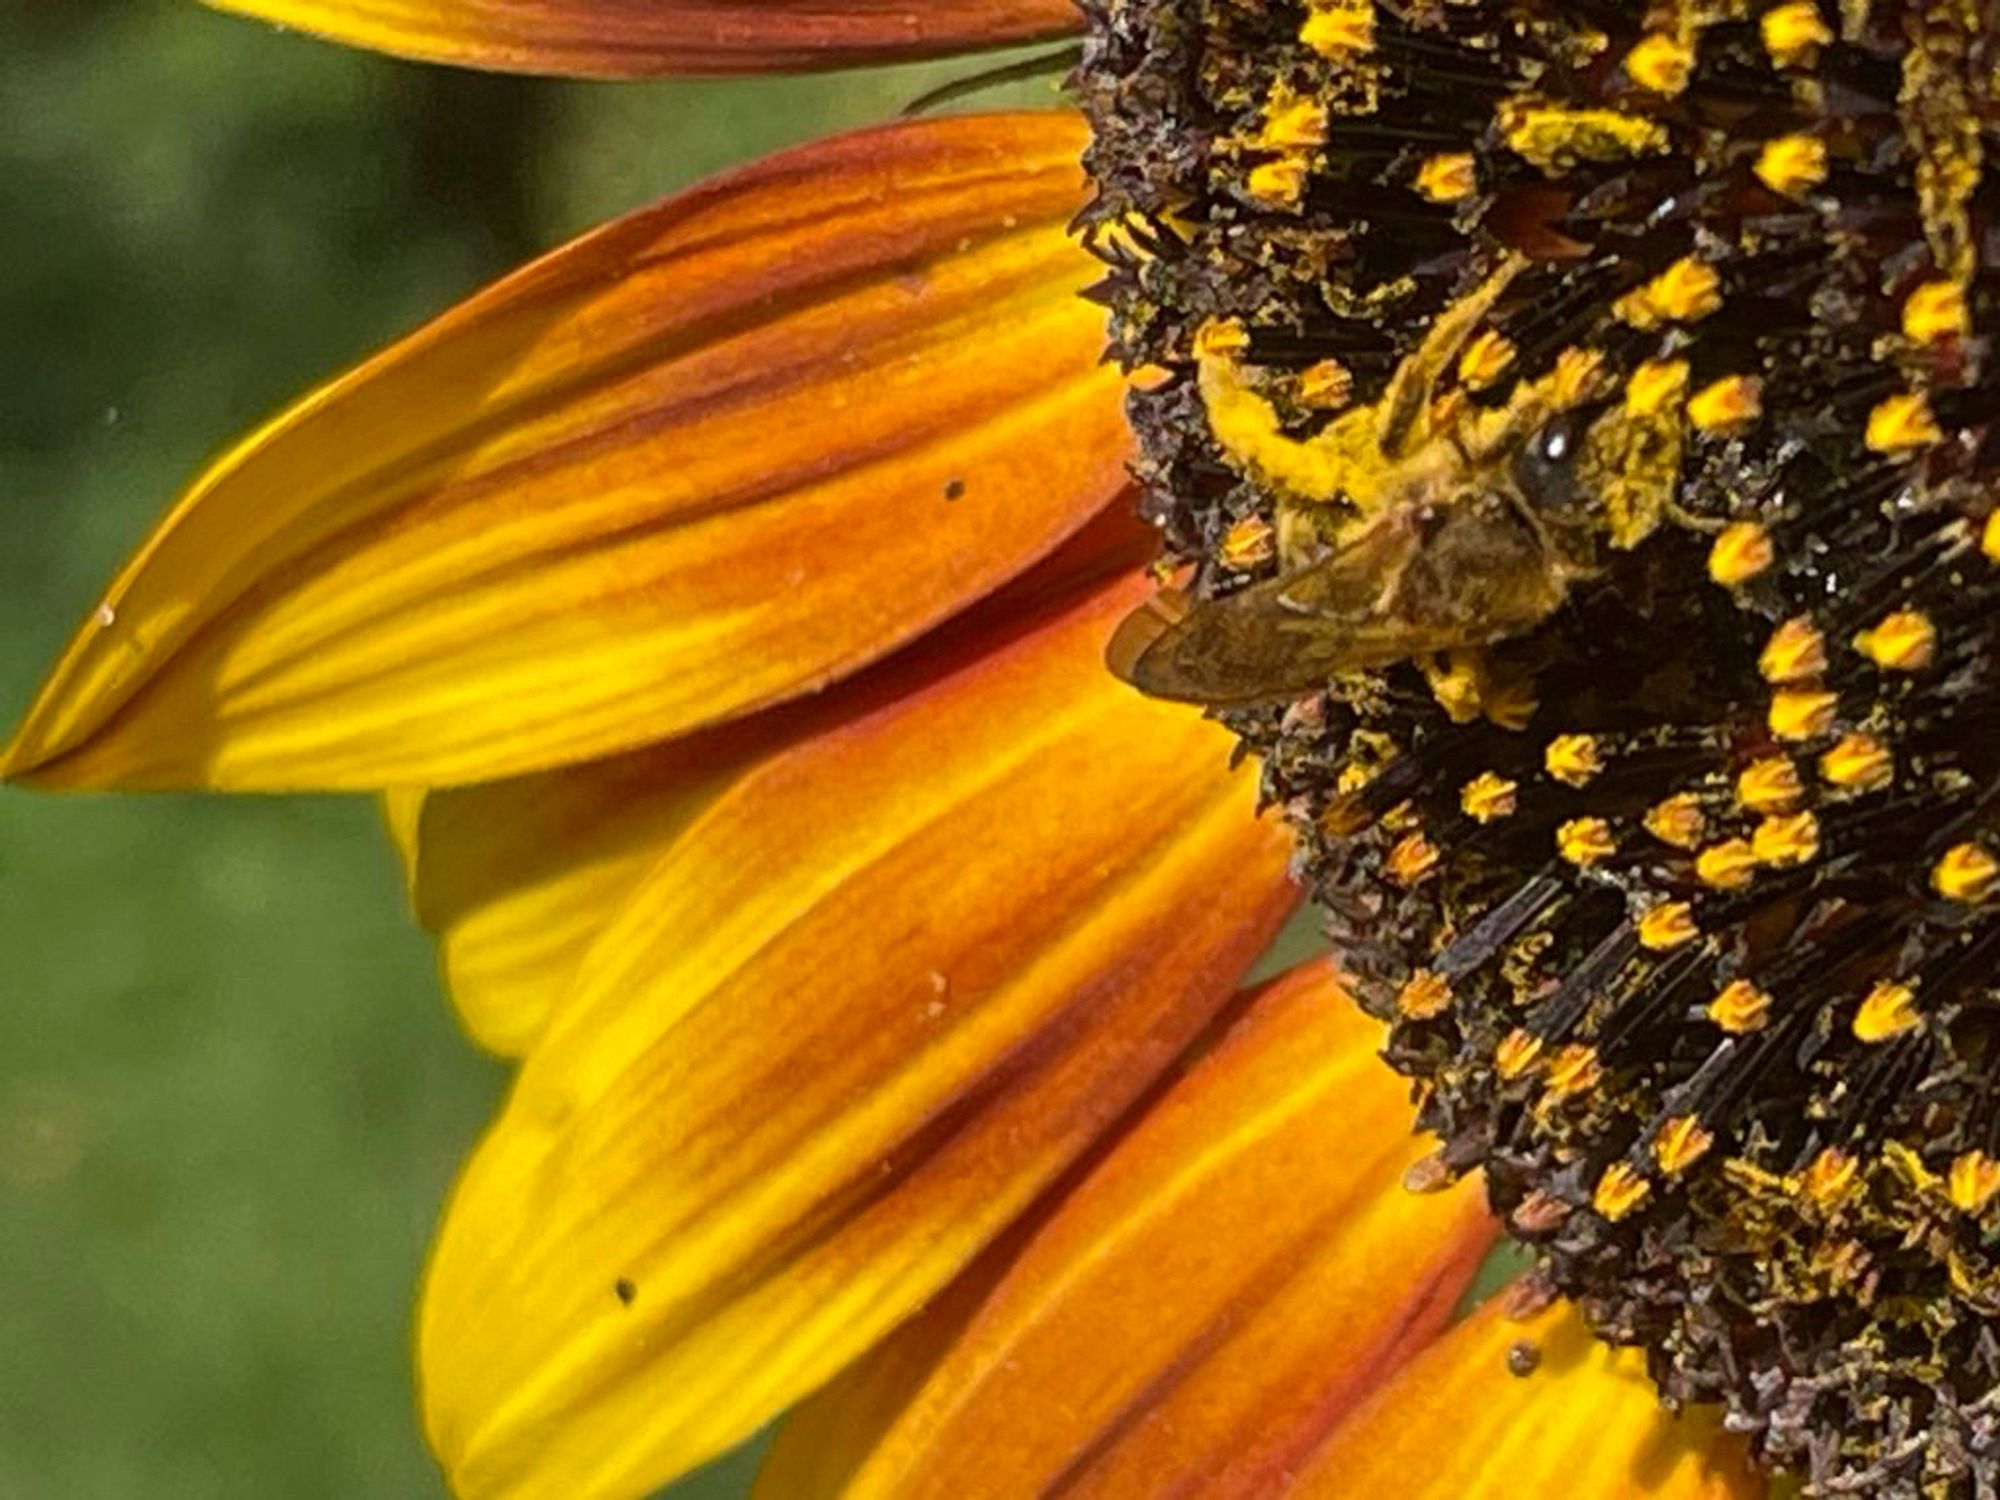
[22,0,1990,1496]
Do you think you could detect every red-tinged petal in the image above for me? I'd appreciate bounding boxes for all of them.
[399,507,1152,1059]
[417,576,1299,1500]
[204,0,1081,76]
[755,960,1497,1500]
[1291,1299,1767,1500]
[4,111,1126,792]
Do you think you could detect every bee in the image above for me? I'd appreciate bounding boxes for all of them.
[1108,255,1691,711]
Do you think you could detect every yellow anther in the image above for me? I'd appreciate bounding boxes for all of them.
[1708,978,1773,1034]
[1984,509,2000,564]
[1739,755,1805,813]
[1616,257,1722,330]
[1626,33,1695,95]
[1396,968,1453,1021]
[1457,329,1518,391]
[1247,157,1310,208]
[1853,979,1921,1042]
[1761,1,1832,67]
[1414,151,1477,203]
[1934,843,2000,904]
[1854,608,1937,671]
[1638,901,1700,951]
[1758,616,1827,684]
[1753,134,1828,198]
[1708,520,1775,586]
[1495,1027,1545,1080]
[1558,816,1617,867]
[1625,358,1691,417]
[1259,96,1329,150]
[1219,515,1276,571]
[1865,391,1943,454]
[1949,1152,2000,1215]
[1386,831,1442,887]
[1545,733,1604,787]
[1461,771,1519,823]
[1655,1115,1716,1176]
[1550,346,1607,406]
[1297,358,1354,408]
[1645,793,1707,850]
[1768,687,1838,742]
[1696,839,1760,891]
[1300,0,1375,56]
[1545,1043,1603,1098]
[1819,732,1893,792]
[1802,1147,1859,1211]
[1688,374,1763,435]
[1195,318,1250,358]
[1593,1162,1653,1222]
[1752,810,1820,867]
[1903,278,1970,344]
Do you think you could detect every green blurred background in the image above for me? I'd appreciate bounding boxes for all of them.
[0,8,1072,1496]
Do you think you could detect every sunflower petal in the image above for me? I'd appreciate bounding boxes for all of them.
[1290,1299,1767,1499]
[4,111,1124,792]
[203,0,1082,76]
[417,577,1299,1500]
[755,960,1496,1500]
[400,507,1152,1059]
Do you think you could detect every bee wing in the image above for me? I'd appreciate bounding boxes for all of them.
[1108,507,1564,706]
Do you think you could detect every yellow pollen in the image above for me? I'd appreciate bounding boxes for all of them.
[1558,816,1617,867]
[1625,33,1695,95]
[1688,374,1764,435]
[1386,832,1442,887]
[1802,1147,1859,1211]
[1195,318,1250,358]
[1709,520,1775,586]
[1396,969,1453,1021]
[1297,358,1354,409]
[1616,257,1722,329]
[1865,391,1943,454]
[1414,151,1478,203]
[1984,510,2000,564]
[1739,755,1805,814]
[1246,157,1310,208]
[1645,793,1707,850]
[1259,96,1329,150]
[1753,134,1828,198]
[1545,1043,1603,1097]
[1594,1162,1653,1221]
[1696,839,1760,891]
[1708,978,1773,1033]
[1638,901,1700,951]
[1545,734,1603,787]
[1752,811,1821,868]
[1758,616,1827,684]
[1768,687,1838,742]
[1495,1027,1545,1080]
[1219,515,1276,570]
[1934,843,2000,904]
[1655,1115,1716,1176]
[1625,358,1691,417]
[1300,0,1375,57]
[1853,979,1921,1042]
[1461,771,1519,823]
[1819,732,1893,791]
[1457,329,1518,390]
[1903,279,1970,344]
[1761,1,1832,67]
[1853,608,1937,671]
[1497,101,1668,174]
[1949,1152,2000,1215]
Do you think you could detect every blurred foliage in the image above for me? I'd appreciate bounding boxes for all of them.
[0,6,1065,1497]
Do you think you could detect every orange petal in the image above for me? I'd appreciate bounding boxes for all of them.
[417,576,1300,1500]
[401,508,1152,1058]
[755,960,1497,1500]
[4,111,1125,792]
[1291,1298,1767,1499]
[203,0,1082,76]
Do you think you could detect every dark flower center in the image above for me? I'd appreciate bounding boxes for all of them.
[1077,1,2000,1492]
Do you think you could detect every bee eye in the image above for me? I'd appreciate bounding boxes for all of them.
[1513,408,1598,517]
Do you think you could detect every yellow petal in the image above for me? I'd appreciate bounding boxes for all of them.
[756,960,1497,1500]
[1290,1298,1766,1498]
[400,510,1151,1058]
[204,0,1083,76]
[418,577,1300,1500]
[5,112,1126,792]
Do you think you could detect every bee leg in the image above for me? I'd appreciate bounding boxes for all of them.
[1195,340,1372,505]
[1375,253,1527,459]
